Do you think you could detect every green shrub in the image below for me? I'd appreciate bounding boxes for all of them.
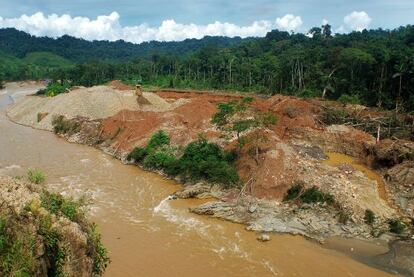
[338,94,360,105]
[211,102,236,125]
[388,219,407,234]
[178,137,239,186]
[143,151,177,171]
[127,147,148,162]
[283,182,304,201]
[300,186,334,204]
[40,191,83,221]
[261,112,278,127]
[147,130,170,149]
[27,169,45,184]
[364,209,376,225]
[127,132,240,187]
[300,187,324,203]
[36,82,71,97]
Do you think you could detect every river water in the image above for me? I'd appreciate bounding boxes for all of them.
[0,83,395,277]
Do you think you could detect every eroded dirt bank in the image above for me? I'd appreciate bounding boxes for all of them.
[5,82,414,276]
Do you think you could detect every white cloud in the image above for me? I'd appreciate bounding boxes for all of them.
[335,25,347,34]
[322,19,329,25]
[275,14,303,32]
[0,12,303,43]
[343,11,372,32]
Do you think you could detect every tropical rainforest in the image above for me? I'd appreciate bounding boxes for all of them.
[0,25,413,111]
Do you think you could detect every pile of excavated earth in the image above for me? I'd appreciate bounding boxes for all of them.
[7,85,188,130]
[7,82,414,247]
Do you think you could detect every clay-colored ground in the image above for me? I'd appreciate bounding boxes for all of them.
[8,84,406,221]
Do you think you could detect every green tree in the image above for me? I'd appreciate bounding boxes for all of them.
[322,24,332,38]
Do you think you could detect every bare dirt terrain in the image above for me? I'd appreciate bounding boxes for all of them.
[7,83,413,239]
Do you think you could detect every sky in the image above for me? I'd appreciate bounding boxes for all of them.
[0,0,413,43]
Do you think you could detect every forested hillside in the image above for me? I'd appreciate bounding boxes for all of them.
[0,28,248,61]
[1,25,414,111]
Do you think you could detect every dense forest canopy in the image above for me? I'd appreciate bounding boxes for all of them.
[0,28,248,62]
[1,25,414,111]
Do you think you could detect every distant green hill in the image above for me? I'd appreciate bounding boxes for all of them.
[23,52,73,68]
[0,28,251,63]
[0,50,23,67]
[0,50,25,80]
[0,50,73,80]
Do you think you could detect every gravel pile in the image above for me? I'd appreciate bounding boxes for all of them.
[7,85,187,130]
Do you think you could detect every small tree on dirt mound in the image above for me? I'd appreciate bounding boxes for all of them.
[211,97,277,162]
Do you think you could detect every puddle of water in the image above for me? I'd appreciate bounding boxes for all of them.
[323,152,388,201]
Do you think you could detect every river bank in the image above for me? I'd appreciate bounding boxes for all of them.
[1,81,412,276]
[0,174,109,276]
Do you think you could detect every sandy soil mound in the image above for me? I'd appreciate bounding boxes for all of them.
[7,86,187,130]
[99,98,218,151]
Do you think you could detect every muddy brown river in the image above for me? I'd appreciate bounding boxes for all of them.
[0,83,396,276]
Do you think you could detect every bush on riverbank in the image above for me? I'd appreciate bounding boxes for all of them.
[128,131,239,187]
[27,169,45,184]
[283,183,335,205]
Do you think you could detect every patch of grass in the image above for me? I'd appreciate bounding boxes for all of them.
[364,209,376,225]
[388,219,407,234]
[27,169,45,184]
[40,191,83,221]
